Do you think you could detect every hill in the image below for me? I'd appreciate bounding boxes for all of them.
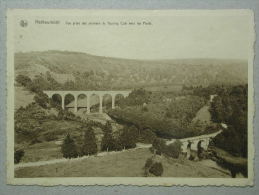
[15,51,248,90]
[15,148,232,178]
[15,86,35,110]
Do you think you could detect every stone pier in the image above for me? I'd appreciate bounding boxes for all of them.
[44,90,131,114]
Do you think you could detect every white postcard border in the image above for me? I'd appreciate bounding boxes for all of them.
[6,9,255,186]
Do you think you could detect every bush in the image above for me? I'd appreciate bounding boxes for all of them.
[149,162,163,176]
[57,110,77,121]
[113,139,124,151]
[152,138,166,155]
[44,133,58,141]
[142,106,148,112]
[30,137,42,145]
[14,149,25,164]
[144,157,153,170]
[143,157,154,176]
[48,114,58,120]
[61,133,78,158]
[164,140,182,158]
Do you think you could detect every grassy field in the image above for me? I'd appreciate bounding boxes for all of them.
[15,86,35,110]
[20,141,62,163]
[15,148,231,178]
[192,105,211,123]
[16,118,105,163]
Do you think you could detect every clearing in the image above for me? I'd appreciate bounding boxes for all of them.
[15,86,35,110]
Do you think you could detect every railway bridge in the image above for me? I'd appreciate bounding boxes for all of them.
[44,90,131,114]
[166,130,222,152]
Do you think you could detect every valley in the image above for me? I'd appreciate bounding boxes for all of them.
[13,51,248,178]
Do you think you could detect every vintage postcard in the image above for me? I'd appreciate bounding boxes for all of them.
[6,9,255,186]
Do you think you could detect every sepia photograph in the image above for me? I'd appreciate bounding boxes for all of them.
[6,9,254,186]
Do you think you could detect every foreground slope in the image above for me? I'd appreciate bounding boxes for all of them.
[15,148,231,178]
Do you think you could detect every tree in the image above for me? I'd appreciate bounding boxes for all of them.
[117,126,138,149]
[139,128,156,144]
[164,140,182,158]
[101,121,116,151]
[61,133,78,158]
[34,92,50,108]
[149,162,163,176]
[209,85,248,157]
[81,127,98,155]
[16,75,32,87]
[152,138,166,155]
[144,157,153,176]
[119,88,151,107]
[14,149,25,164]
[15,103,47,138]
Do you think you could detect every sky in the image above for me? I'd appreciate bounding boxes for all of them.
[13,10,254,60]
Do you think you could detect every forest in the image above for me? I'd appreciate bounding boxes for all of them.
[108,88,217,139]
[15,51,248,90]
[209,85,248,157]
[15,71,248,160]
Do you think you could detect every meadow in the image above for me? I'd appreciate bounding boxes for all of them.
[15,148,231,178]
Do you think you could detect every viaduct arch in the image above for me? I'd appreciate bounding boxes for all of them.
[44,90,131,114]
[166,130,222,152]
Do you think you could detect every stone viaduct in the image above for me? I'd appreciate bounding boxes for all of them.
[166,130,222,152]
[43,90,131,114]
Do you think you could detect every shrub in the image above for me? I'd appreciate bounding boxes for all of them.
[50,97,62,109]
[149,162,163,176]
[57,110,76,121]
[114,139,124,151]
[152,138,166,155]
[30,137,42,145]
[14,149,25,164]
[44,133,58,142]
[48,114,58,120]
[143,157,154,176]
[61,133,78,158]
[142,106,148,112]
[165,111,172,118]
[164,140,182,158]
[144,157,153,170]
